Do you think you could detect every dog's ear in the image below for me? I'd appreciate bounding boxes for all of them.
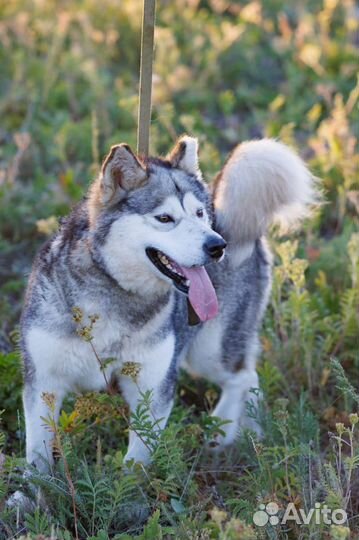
[168,136,200,176]
[100,144,147,203]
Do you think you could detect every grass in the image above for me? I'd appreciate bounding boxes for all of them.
[0,0,358,538]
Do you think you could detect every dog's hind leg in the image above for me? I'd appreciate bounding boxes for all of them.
[23,381,65,472]
[185,317,262,447]
[211,369,261,446]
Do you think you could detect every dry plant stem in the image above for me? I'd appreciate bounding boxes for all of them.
[344,427,355,508]
[338,434,342,497]
[88,340,111,390]
[283,432,292,500]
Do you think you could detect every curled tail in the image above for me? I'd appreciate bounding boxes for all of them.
[213,139,318,244]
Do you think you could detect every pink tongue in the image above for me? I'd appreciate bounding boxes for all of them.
[178,265,218,322]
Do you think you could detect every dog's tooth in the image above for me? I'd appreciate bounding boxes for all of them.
[185,279,190,287]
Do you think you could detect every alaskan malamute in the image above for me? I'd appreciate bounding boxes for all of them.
[21,136,316,468]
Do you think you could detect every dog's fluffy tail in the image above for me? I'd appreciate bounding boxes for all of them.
[213,139,318,244]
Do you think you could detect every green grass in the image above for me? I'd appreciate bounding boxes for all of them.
[0,0,358,538]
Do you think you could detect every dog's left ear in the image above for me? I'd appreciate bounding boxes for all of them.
[100,144,147,204]
[168,136,200,176]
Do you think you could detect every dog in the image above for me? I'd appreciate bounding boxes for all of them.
[21,136,316,470]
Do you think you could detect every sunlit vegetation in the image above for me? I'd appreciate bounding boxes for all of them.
[0,0,358,538]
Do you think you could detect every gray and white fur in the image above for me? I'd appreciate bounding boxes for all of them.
[21,136,317,470]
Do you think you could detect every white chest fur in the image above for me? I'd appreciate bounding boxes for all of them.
[26,292,175,393]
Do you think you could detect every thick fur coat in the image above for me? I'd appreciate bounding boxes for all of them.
[21,136,317,469]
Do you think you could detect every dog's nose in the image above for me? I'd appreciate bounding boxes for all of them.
[204,237,227,260]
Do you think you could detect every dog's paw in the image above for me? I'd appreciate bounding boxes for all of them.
[6,490,35,513]
[241,416,263,439]
[123,443,151,467]
[207,418,262,452]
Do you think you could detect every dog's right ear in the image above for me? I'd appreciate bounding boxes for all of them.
[100,144,147,204]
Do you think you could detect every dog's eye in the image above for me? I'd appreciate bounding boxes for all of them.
[196,209,204,218]
[155,214,174,224]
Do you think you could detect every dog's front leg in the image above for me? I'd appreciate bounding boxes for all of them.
[23,380,65,473]
[119,336,176,465]
[121,378,174,465]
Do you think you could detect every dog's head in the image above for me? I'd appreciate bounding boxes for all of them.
[88,136,226,322]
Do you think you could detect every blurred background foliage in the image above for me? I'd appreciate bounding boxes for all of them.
[0,0,358,538]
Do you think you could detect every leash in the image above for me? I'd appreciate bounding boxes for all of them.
[137,0,156,157]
